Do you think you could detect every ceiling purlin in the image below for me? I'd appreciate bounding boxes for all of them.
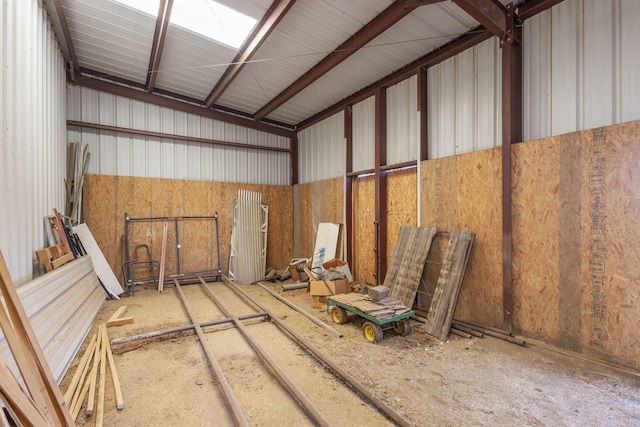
[204,0,297,108]
[53,0,80,80]
[146,0,174,93]
[252,0,445,122]
[451,0,514,43]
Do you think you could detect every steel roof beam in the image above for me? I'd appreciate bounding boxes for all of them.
[205,0,297,108]
[73,76,296,137]
[53,0,80,80]
[253,0,444,121]
[452,0,514,43]
[146,0,173,93]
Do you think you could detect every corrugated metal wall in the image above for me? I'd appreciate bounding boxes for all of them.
[66,86,291,185]
[0,0,67,285]
[387,75,418,165]
[297,111,345,184]
[523,0,640,140]
[352,96,376,172]
[427,38,502,159]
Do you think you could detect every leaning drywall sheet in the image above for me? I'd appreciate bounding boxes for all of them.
[311,223,341,272]
[0,256,104,383]
[73,223,124,297]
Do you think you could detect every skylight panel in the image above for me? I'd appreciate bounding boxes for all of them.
[171,0,257,49]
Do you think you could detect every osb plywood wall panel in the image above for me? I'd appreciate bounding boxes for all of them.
[420,148,503,327]
[84,175,293,282]
[513,121,640,369]
[386,168,417,269]
[355,175,376,284]
[294,177,344,259]
[512,138,563,344]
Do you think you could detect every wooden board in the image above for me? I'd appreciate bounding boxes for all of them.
[330,293,410,320]
[424,230,475,341]
[354,175,376,284]
[384,226,437,309]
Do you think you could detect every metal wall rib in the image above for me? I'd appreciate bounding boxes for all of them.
[0,0,67,284]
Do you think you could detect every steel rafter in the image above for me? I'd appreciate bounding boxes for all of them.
[205,0,297,108]
[53,0,80,80]
[452,0,514,43]
[146,0,173,93]
[253,0,444,121]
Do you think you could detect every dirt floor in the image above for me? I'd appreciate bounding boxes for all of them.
[61,279,640,427]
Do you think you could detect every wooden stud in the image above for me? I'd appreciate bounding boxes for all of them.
[106,317,134,327]
[96,325,107,427]
[0,251,74,427]
[104,325,124,410]
[63,333,97,404]
[85,325,102,416]
[158,221,169,292]
[0,357,49,427]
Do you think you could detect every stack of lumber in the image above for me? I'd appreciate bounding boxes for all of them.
[330,293,411,321]
[63,321,124,425]
[424,230,475,341]
[384,226,437,308]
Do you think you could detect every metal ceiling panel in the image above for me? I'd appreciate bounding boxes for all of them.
[154,0,273,100]
[216,0,394,120]
[153,24,238,100]
[62,0,156,84]
[267,2,481,123]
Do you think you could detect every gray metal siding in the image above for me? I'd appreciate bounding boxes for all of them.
[67,86,291,185]
[352,96,376,172]
[0,0,67,284]
[298,111,346,184]
[427,38,502,159]
[523,0,640,140]
[387,76,418,165]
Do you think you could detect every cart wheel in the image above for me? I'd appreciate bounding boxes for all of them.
[331,306,349,324]
[393,319,411,336]
[362,321,383,343]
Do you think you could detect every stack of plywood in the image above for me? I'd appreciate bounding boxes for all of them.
[330,292,411,321]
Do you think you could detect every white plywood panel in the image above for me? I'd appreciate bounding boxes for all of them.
[73,224,124,297]
[387,76,418,165]
[353,96,375,172]
[1,0,67,284]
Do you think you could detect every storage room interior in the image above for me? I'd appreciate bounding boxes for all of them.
[0,0,638,426]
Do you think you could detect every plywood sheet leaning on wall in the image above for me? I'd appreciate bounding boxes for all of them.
[420,148,503,328]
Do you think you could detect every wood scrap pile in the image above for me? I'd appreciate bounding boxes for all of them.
[63,323,123,425]
[329,292,411,321]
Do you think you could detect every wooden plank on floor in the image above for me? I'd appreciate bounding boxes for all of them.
[424,230,475,341]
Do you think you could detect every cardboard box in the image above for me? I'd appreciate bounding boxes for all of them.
[311,295,327,309]
[309,279,350,297]
[322,258,353,282]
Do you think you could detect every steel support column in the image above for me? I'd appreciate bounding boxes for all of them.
[500,5,522,332]
[345,106,354,269]
[374,88,388,285]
